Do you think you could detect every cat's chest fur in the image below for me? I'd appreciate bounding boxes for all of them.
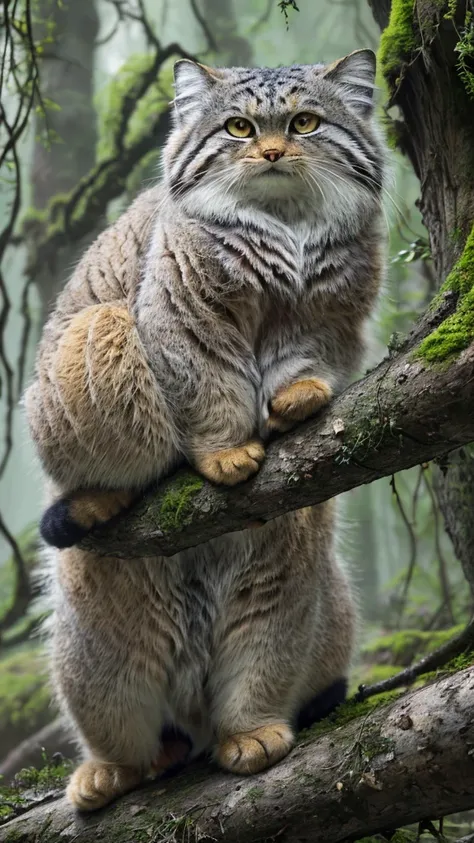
[201,213,318,299]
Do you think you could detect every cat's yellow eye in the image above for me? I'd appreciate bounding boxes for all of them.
[289,113,320,135]
[225,117,255,138]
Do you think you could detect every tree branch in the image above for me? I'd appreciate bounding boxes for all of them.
[85,289,474,558]
[2,668,474,842]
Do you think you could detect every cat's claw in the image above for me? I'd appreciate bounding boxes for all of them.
[216,723,294,775]
[194,441,265,486]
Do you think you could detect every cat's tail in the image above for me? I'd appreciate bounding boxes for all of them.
[40,490,135,548]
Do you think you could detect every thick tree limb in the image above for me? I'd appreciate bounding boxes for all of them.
[2,667,474,843]
[85,295,474,558]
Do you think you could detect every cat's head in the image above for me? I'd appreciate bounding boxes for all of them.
[164,52,385,224]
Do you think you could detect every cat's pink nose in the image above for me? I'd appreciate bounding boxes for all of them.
[263,149,284,163]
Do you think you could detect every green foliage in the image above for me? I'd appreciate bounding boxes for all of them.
[416,225,474,363]
[391,238,431,265]
[13,756,73,791]
[454,10,474,99]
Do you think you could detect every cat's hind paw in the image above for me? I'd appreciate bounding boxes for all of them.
[40,490,134,548]
[194,441,265,486]
[268,377,332,432]
[66,761,142,812]
[216,723,294,775]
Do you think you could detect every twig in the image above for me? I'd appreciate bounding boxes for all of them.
[0,512,32,635]
[189,0,217,52]
[390,474,418,626]
[249,0,274,33]
[355,614,474,701]
[423,468,455,625]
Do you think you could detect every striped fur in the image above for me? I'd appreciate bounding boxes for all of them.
[25,52,387,811]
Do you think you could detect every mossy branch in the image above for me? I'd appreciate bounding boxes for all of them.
[84,257,474,559]
[2,668,474,843]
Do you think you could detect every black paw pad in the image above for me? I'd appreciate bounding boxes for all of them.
[297,677,348,731]
[40,499,89,549]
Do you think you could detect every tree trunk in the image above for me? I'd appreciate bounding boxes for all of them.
[2,667,474,843]
[202,0,253,65]
[368,0,474,600]
[434,449,474,603]
[31,0,99,319]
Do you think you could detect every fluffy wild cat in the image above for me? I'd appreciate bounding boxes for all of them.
[26,50,387,811]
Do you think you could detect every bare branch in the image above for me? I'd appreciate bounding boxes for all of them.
[84,292,474,559]
[189,0,218,51]
[0,513,32,635]
[356,614,474,701]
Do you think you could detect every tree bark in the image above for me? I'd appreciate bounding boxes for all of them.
[85,314,474,558]
[367,0,474,601]
[434,449,474,602]
[2,667,474,843]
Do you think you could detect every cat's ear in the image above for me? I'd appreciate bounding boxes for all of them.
[173,60,221,122]
[323,49,376,117]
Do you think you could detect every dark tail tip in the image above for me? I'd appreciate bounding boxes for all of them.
[40,499,90,549]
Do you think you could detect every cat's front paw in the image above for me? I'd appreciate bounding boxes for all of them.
[267,377,332,432]
[66,760,142,811]
[216,723,294,775]
[194,440,265,486]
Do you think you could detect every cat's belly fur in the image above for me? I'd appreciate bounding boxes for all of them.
[52,508,353,758]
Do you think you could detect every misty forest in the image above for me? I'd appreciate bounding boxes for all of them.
[1,0,474,840]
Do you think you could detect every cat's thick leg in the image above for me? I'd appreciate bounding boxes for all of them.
[55,546,176,810]
[26,304,179,546]
[208,524,307,775]
[186,374,265,486]
[209,507,355,775]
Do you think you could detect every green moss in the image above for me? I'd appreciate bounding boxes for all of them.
[96,53,155,161]
[0,756,72,826]
[379,0,417,82]
[415,225,474,364]
[443,649,474,672]
[95,55,173,162]
[125,65,173,150]
[299,691,402,743]
[247,785,265,801]
[158,472,205,531]
[362,625,464,664]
